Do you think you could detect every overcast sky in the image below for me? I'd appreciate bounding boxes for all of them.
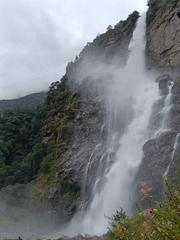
[0,0,147,99]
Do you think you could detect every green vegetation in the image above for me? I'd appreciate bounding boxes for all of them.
[0,92,46,111]
[39,76,78,174]
[93,11,139,48]
[74,11,139,61]
[25,82,81,216]
[0,108,46,188]
[0,75,80,208]
[0,91,47,189]
[106,180,180,240]
[0,76,78,185]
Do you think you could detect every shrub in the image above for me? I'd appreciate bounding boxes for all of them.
[106,181,180,240]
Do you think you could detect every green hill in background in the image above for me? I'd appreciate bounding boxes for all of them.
[0,92,47,111]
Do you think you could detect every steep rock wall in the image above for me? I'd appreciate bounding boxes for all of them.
[136,75,180,206]
[146,0,180,68]
[32,11,139,222]
[135,0,180,207]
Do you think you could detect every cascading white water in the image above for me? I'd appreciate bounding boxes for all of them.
[164,133,180,177]
[154,81,174,138]
[81,143,102,210]
[161,82,173,130]
[77,17,158,235]
[51,14,160,238]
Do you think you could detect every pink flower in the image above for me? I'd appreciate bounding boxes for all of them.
[146,208,154,218]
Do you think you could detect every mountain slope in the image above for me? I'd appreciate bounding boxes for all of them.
[0,92,46,111]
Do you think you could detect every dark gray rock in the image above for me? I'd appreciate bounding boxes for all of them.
[135,130,176,207]
[146,0,180,68]
[156,74,173,95]
[135,74,180,208]
[148,96,165,133]
[169,77,180,131]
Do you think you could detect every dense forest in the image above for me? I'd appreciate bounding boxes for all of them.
[0,79,78,193]
[0,108,46,188]
[0,91,50,189]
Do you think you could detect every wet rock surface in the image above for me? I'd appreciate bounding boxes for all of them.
[156,74,173,95]
[136,130,176,204]
[146,0,180,68]
[136,74,180,207]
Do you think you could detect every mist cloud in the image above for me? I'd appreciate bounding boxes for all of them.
[0,0,147,99]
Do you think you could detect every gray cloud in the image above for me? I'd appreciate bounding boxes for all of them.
[0,0,147,99]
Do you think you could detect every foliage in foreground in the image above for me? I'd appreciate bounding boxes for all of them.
[106,181,180,240]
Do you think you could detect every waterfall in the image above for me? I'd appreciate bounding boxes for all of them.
[77,16,158,235]
[161,82,174,130]
[154,81,174,137]
[164,133,180,177]
[81,143,102,210]
[53,14,159,238]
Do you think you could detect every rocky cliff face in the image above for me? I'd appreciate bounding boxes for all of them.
[136,74,180,206]
[1,2,180,236]
[31,11,139,223]
[146,0,180,68]
[135,0,180,207]
[40,1,180,220]
[39,3,180,231]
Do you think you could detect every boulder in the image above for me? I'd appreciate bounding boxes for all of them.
[156,74,173,95]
